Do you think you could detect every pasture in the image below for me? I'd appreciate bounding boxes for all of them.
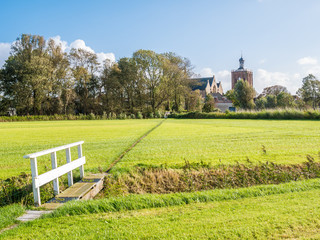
[1,119,320,179]
[0,120,161,179]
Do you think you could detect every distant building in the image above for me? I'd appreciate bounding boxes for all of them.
[231,55,253,89]
[190,75,223,97]
[210,93,233,112]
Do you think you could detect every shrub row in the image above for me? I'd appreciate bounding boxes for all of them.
[169,109,320,120]
[101,159,320,196]
[45,178,320,218]
[0,111,164,122]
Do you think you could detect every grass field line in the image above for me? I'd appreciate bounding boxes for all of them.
[105,119,166,172]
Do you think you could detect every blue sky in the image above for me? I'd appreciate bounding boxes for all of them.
[1,0,320,93]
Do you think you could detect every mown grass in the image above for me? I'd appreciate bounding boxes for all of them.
[2,180,320,239]
[0,119,161,179]
[0,204,24,230]
[44,178,320,217]
[112,119,320,172]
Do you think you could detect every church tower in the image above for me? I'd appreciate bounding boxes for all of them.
[231,55,253,89]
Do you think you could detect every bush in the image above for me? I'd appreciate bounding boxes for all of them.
[136,112,143,119]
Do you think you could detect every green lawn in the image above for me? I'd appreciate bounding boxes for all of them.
[0,120,161,179]
[2,186,320,239]
[113,119,320,172]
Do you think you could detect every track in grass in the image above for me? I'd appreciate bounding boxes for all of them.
[105,119,166,172]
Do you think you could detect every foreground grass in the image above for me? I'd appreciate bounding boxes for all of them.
[2,181,320,239]
[0,204,24,230]
[113,119,320,172]
[43,178,320,218]
[0,119,161,179]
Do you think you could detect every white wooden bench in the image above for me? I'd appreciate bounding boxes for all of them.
[23,141,85,206]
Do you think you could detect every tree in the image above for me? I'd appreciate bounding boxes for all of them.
[202,94,215,112]
[233,79,255,109]
[0,34,53,115]
[265,95,277,109]
[297,74,320,109]
[260,85,288,97]
[69,48,99,114]
[255,97,267,110]
[276,92,295,108]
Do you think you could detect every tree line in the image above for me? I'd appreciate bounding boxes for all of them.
[0,34,201,116]
[226,74,320,110]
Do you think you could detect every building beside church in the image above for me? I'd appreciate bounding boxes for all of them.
[190,75,223,97]
[231,56,253,89]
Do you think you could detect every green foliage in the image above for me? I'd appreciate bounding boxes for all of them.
[233,79,255,109]
[202,94,215,112]
[297,74,320,109]
[169,109,320,120]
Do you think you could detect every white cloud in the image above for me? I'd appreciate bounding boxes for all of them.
[199,67,214,77]
[255,69,301,94]
[0,43,11,67]
[259,59,266,64]
[297,57,318,65]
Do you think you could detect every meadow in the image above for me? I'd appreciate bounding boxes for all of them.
[0,119,161,179]
[113,119,320,172]
[1,119,320,179]
[2,118,320,238]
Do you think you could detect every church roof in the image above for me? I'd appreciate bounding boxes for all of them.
[190,77,214,91]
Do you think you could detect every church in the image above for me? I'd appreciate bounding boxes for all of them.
[231,55,253,89]
[190,75,223,97]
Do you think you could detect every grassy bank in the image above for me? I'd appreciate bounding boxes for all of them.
[0,204,25,230]
[45,178,320,218]
[2,180,320,239]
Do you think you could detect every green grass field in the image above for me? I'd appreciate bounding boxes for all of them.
[1,119,320,178]
[2,179,320,239]
[114,119,320,172]
[0,120,161,179]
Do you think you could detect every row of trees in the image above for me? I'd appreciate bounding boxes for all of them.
[0,34,202,116]
[226,74,320,110]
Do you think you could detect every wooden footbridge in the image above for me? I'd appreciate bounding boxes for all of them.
[23,141,105,210]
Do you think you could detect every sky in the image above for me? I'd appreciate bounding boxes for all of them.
[1,0,320,94]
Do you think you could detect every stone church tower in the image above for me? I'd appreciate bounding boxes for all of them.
[231,55,253,89]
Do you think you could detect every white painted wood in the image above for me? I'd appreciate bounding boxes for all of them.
[34,157,85,188]
[66,147,73,187]
[51,152,59,195]
[23,141,84,159]
[78,144,84,179]
[30,158,41,206]
[25,141,85,206]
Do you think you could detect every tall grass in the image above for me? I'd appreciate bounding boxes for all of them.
[103,159,320,195]
[44,178,320,218]
[169,109,320,120]
[0,204,25,230]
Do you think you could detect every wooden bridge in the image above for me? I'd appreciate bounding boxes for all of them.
[23,141,105,209]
